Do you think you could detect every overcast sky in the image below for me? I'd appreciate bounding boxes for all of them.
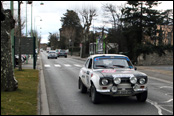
[2,1,173,44]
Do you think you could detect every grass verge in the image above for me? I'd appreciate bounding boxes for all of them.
[1,69,39,115]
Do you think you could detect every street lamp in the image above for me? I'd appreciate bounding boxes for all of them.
[27,1,32,4]
[40,2,44,5]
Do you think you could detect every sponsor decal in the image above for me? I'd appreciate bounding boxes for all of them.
[112,74,134,78]
[102,69,116,73]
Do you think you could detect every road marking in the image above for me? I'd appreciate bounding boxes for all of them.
[159,106,173,114]
[148,76,173,84]
[64,64,71,67]
[44,64,50,67]
[165,93,173,96]
[147,99,163,115]
[147,99,173,115]
[160,86,173,89]
[74,64,82,67]
[54,64,61,67]
[163,99,173,103]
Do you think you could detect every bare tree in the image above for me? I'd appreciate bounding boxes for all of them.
[102,3,125,30]
[79,6,97,57]
[102,3,127,53]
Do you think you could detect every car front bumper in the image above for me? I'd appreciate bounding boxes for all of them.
[96,84,147,96]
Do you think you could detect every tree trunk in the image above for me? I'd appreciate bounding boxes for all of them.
[1,10,18,91]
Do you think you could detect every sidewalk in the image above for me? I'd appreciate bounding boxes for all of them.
[22,56,40,69]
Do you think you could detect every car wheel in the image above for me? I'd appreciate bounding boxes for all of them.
[136,91,148,102]
[79,78,87,93]
[91,84,101,104]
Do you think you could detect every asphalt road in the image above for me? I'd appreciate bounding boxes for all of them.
[40,51,173,115]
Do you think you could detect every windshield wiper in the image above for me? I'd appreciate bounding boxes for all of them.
[95,65,114,69]
[113,65,126,68]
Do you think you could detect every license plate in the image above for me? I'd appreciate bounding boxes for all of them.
[118,90,132,94]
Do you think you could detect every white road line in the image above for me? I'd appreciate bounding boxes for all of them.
[148,76,173,84]
[64,64,71,67]
[160,86,173,89]
[54,64,61,67]
[159,106,173,114]
[74,64,82,67]
[44,64,50,67]
[147,99,163,115]
[163,99,173,103]
[147,99,173,115]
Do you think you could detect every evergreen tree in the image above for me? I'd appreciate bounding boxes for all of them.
[121,1,162,63]
[60,10,82,49]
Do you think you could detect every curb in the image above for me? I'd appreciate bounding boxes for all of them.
[38,54,50,115]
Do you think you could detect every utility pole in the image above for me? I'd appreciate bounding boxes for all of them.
[18,1,22,71]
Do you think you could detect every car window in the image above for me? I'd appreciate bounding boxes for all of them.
[60,50,65,52]
[85,59,90,68]
[88,59,92,69]
[93,56,133,69]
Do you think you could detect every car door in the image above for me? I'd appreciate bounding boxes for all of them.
[80,59,90,86]
[85,58,93,88]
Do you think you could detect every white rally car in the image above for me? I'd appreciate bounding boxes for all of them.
[78,54,148,104]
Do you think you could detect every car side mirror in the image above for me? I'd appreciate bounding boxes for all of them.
[134,67,137,70]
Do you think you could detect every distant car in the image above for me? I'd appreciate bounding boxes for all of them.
[40,49,43,52]
[48,51,57,59]
[78,54,148,104]
[57,49,67,58]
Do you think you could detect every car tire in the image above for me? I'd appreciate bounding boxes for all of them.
[136,91,148,102]
[79,78,87,93]
[91,84,101,104]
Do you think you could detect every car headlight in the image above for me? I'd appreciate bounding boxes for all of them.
[130,76,137,84]
[139,78,146,84]
[101,79,109,85]
[114,77,121,84]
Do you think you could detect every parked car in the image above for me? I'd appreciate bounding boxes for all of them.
[78,54,148,104]
[47,51,57,59]
[57,49,67,58]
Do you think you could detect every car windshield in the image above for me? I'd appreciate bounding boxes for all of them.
[49,52,56,54]
[60,50,65,52]
[93,56,133,69]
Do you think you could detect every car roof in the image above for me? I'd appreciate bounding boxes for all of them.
[88,54,128,59]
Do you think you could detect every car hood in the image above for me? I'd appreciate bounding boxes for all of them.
[93,69,147,78]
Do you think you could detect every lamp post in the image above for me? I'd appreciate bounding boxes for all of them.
[26,1,32,64]
[10,1,15,69]
[34,17,42,55]
[36,25,42,55]
[18,1,23,71]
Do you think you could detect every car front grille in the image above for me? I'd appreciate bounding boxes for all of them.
[121,78,130,83]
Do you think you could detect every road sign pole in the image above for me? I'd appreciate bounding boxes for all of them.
[33,37,36,69]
